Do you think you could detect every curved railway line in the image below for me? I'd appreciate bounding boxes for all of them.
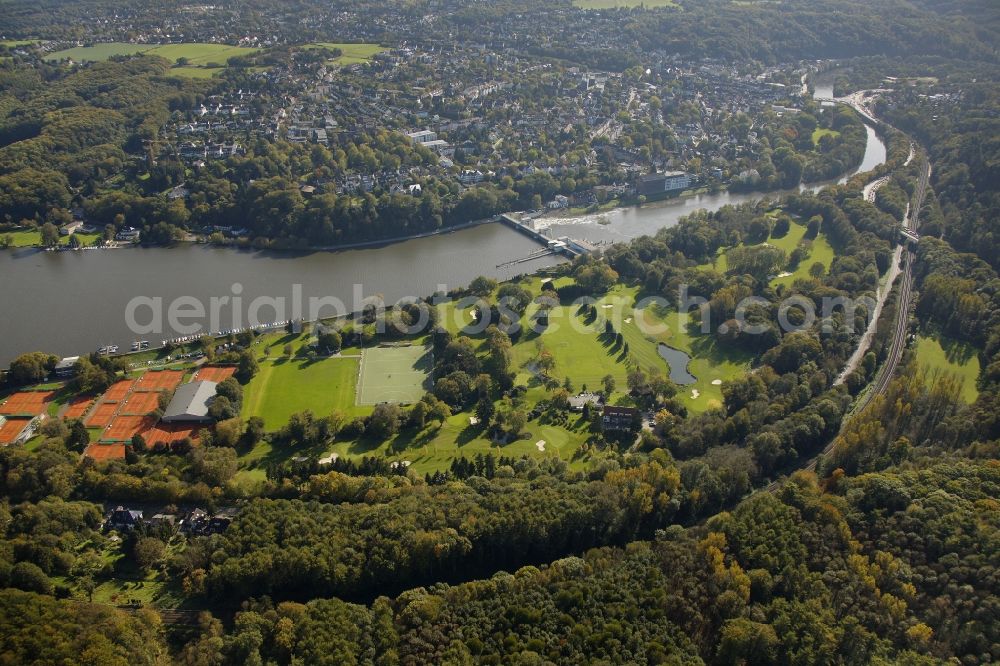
[768,99,931,486]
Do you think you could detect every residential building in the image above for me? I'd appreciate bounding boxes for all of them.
[602,405,640,431]
[637,171,693,197]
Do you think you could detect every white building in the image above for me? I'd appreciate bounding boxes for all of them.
[407,130,438,144]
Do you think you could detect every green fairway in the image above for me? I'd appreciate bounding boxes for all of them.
[772,229,834,287]
[326,409,596,476]
[596,285,750,412]
[707,219,833,287]
[357,345,432,405]
[511,299,631,391]
[307,42,386,65]
[241,355,363,430]
[914,333,981,403]
[573,0,678,7]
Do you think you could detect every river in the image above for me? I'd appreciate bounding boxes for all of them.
[535,73,884,245]
[0,224,561,365]
[0,78,886,366]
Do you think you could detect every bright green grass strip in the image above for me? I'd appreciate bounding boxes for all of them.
[241,356,363,430]
[914,333,981,403]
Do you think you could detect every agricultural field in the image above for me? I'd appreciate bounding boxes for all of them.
[914,333,981,403]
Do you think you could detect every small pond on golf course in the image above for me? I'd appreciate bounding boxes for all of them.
[657,344,697,385]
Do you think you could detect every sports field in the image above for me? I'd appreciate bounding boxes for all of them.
[84,443,125,461]
[63,396,96,420]
[357,345,433,405]
[0,418,31,444]
[0,391,55,416]
[194,366,236,383]
[2,230,101,248]
[86,403,119,428]
[103,380,136,402]
[242,356,362,429]
[592,284,751,412]
[136,370,184,392]
[121,392,160,415]
[144,423,201,447]
[103,415,156,442]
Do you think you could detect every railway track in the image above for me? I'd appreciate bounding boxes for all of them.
[766,128,931,489]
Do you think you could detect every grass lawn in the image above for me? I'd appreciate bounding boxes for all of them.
[241,355,364,430]
[3,230,101,248]
[0,40,38,47]
[47,42,150,61]
[573,0,678,7]
[307,42,386,65]
[812,127,841,145]
[914,333,981,403]
[47,42,259,67]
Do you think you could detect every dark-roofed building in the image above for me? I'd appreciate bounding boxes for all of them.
[161,381,218,424]
[107,506,143,531]
[602,405,640,431]
[637,171,693,197]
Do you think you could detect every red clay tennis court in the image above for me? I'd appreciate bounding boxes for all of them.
[63,395,96,420]
[85,443,126,461]
[0,391,55,416]
[194,366,236,383]
[103,380,136,402]
[136,370,185,392]
[0,418,31,444]
[86,402,119,428]
[120,392,160,415]
[144,423,201,447]
[103,415,156,441]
